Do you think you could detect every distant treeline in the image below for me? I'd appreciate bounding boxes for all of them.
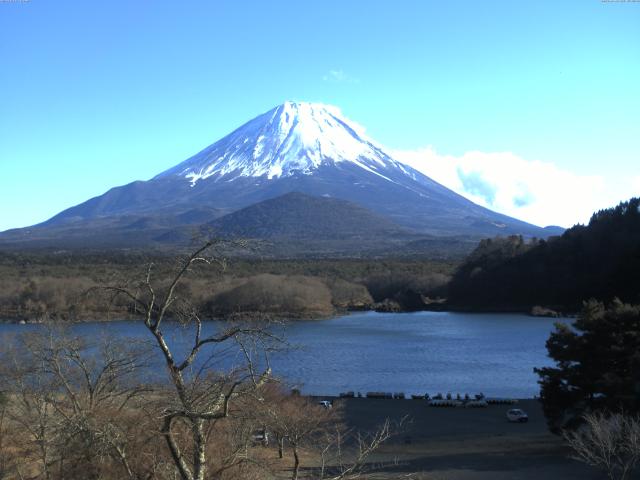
[0,254,454,321]
[447,197,640,312]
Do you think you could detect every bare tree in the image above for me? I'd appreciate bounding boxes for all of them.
[102,240,277,480]
[258,387,404,480]
[2,360,57,479]
[564,411,640,480]
[259,389,338,480]
[319,416,408,480]
[0,328,153,480]
[0,391,15,480]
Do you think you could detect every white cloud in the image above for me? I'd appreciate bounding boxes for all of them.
[322,69,359,83]
[393,146,638,228]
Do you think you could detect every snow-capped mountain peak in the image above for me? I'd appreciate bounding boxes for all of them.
[157,101,409,185]
[17,101,559,245]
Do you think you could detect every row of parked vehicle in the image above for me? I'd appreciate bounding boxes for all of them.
[335,391,528,423]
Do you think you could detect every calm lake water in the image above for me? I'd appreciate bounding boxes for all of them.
[0,311,568,398]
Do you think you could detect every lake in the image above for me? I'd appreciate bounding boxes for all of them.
[0,311,568,398]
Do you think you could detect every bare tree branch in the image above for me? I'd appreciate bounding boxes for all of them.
[564,411,640,480]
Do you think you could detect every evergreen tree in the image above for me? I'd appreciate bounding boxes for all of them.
[448,197,640,311]
[535,300,640,433]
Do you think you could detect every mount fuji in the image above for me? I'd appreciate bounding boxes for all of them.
[1,101,562,254]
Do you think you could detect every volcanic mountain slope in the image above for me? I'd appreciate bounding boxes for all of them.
[156,192,431,256]
[0,101,562,251]
[209,192,406,239]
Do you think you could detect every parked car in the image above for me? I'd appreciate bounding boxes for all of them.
[318,400,332,409]
[506,408,528,423]
[251,429,269,446]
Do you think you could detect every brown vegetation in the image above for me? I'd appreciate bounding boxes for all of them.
[0,241,397,480]
[0,328,302,479]
[0,252,452,322]
[209,274,336,319]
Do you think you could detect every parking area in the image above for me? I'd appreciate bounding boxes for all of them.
[316,397,601,479]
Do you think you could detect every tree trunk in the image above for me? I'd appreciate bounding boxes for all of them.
[162,416,194,480]
[193,419,207,480]
[292,444,300,480]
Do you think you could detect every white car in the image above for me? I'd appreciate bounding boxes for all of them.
[318,400,332,409]
[251,429,269,446]
[506,408,528,423]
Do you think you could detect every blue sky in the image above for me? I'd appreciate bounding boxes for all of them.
[1,0,639,230]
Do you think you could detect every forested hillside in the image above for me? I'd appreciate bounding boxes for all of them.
[447,198,640,312]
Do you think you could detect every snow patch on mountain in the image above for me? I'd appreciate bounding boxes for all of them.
[156,101,408,186]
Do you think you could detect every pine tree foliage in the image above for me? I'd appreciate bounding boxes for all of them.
[536,299,640,432]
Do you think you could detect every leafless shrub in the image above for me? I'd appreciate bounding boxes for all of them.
[0,328,154,479]
[319,415,408,480]
[256,386,340,480]
[564,411,640,480]
[210,274,334,318]
[324,278,373,310]
[254,386,403,480]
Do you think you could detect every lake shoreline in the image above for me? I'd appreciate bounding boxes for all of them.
[422,303,577,317]
[0,304,576,325]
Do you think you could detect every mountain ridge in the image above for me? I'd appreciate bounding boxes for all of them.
[0,101,563,252]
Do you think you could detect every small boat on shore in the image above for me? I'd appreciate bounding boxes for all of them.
[429,399,463,407]
[486,397,518,405]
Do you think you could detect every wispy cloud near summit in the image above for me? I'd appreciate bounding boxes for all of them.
[322,69,359,83]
